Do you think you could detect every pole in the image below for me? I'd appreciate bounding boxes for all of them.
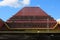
[47,18,49,32]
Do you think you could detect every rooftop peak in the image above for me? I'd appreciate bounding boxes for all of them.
[12,7,48,16]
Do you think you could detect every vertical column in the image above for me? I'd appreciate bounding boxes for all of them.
[47,18,49,32]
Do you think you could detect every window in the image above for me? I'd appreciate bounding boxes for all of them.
[11,16,50,21]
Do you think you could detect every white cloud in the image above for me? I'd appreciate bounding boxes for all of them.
[0,0,30,8]
[57,19,60,24]
[22,0,30,5]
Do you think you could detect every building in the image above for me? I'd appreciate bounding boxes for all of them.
[7,7,57,29]
[0,7,60,33]
[0,7,60,40]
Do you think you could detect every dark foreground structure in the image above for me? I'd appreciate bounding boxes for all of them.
[0,7,60,40]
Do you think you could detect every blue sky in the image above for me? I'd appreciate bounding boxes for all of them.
[0,0,60,21]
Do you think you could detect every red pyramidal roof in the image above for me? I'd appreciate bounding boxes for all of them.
[14,7,48,16]
[6,7,57,29]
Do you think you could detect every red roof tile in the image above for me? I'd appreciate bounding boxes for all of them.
[6,7,57,29]
[14,7,48,16]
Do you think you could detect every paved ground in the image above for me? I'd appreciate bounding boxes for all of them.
[0,33,60,40]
